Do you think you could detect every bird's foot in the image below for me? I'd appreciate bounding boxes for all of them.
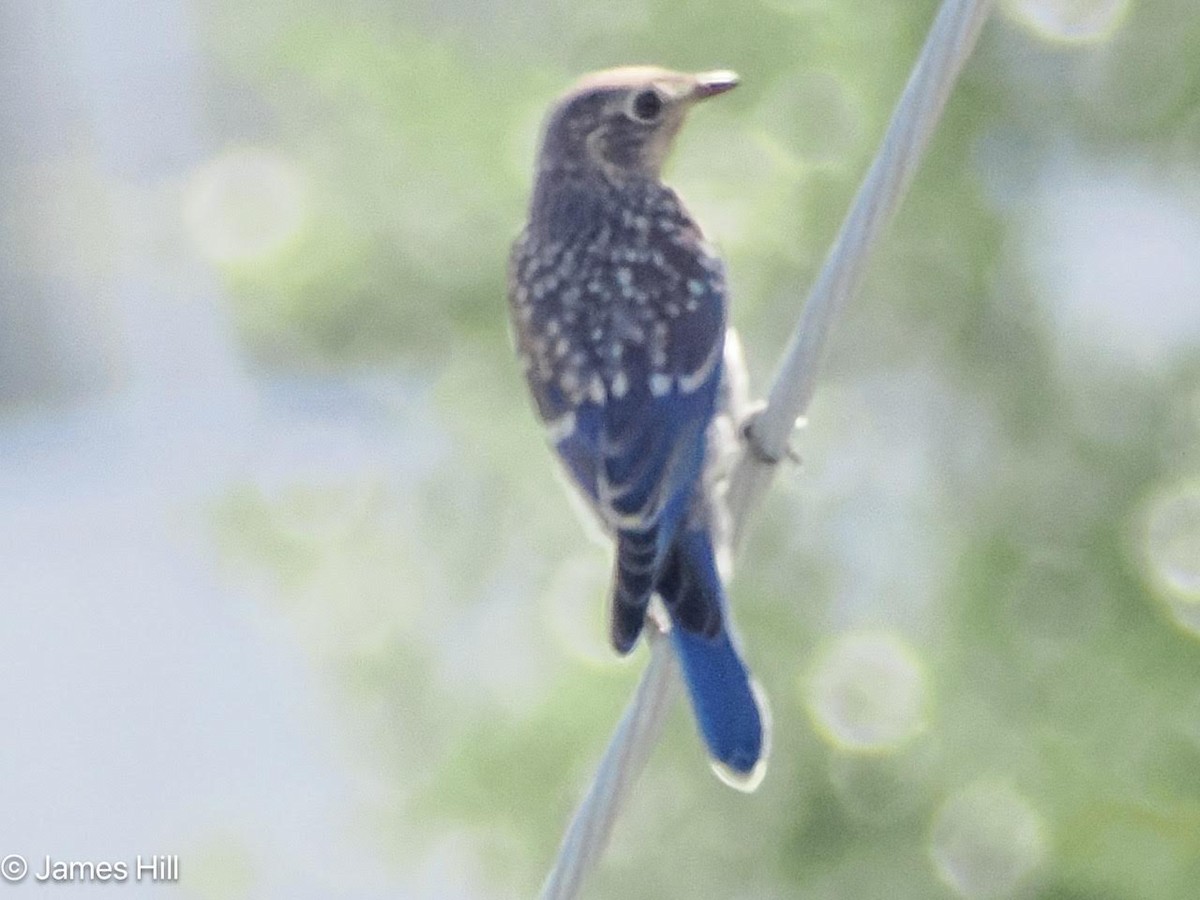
[740,403,802,467]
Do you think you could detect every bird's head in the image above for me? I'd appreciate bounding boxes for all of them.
[535,66,739,184]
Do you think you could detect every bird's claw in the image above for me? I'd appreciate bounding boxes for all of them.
[740,404,801,467]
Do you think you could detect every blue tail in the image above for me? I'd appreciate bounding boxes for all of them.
[659,528,766,780]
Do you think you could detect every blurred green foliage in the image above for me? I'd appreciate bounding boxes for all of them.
[208,0,1200,897]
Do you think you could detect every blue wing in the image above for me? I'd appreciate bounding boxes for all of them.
[541,347,721,651]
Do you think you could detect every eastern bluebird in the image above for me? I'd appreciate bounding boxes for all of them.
[508,67,767,784]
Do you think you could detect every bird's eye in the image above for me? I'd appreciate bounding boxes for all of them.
[629,89,664,123]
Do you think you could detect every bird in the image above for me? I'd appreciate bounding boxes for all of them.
[507,66,767,786]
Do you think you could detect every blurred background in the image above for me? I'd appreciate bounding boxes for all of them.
[2,0,1199,897]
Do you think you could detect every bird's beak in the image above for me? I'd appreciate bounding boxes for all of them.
[689,70,739,102]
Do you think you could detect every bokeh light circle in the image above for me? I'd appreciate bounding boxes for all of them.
[183,147,308,264]
[929,782,1048,899]
[1005,0,1129,43]
[805,631,928,753]
[1137,479,1200,637]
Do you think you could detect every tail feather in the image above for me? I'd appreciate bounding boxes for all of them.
[656,537,721,639]
[661,529,767,782]
[670,626,766,782]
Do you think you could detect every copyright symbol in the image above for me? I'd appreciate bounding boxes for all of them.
[1,855,27,883]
